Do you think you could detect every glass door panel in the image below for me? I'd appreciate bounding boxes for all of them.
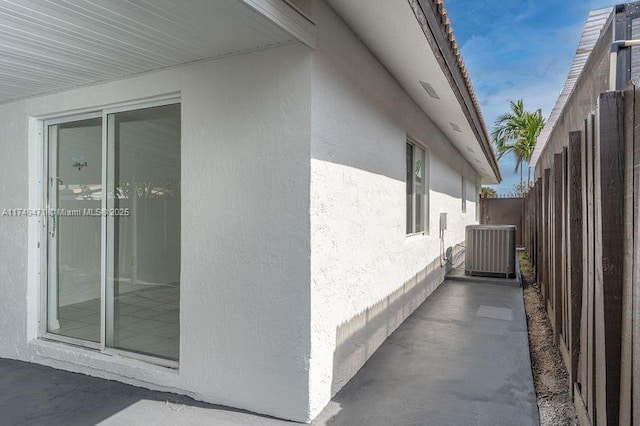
[47,117,103,343]
[107,104,181,360]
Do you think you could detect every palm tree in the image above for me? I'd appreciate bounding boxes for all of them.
[491,100,546,185]
[480,187,497,198]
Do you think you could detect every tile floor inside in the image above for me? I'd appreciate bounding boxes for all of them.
[52,285,179,360]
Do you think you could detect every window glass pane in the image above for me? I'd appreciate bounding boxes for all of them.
[108,104,181,360]
[414,146,425,233]
[406,143,414,234]
[47,118,102,343]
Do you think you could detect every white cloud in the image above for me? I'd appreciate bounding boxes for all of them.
[456,14,590,194]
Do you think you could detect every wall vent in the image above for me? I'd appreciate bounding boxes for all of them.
[419,81,441,99]
[465,225,516,278]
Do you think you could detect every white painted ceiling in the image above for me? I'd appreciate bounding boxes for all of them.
[326,0,499,184]
[0,0,295,104]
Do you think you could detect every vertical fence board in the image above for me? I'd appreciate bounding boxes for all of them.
[574,113,597,423]
[537,177,543,288]
[568,131,583,398]
[536,178,544,282]
[553,153,563,337]
[543,169,551,302]
[594,91,625,425]
[631,84,640,426]
[633,85,640,426]
[619,85,635,426]
[549,166,556,321]
[562,147,569,351]
[578,119,589,405]
[586,113,596,422]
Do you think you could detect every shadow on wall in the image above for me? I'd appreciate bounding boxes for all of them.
[331,248,463,396]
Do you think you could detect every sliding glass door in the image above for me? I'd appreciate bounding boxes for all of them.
[45,101,181,363]
[46,116,103,345]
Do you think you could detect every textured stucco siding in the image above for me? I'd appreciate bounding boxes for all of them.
[307,2,481,418]
[0,44,313,423]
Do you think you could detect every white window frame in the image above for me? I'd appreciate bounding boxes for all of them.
[406,138,429,236]
[39,95,181,370]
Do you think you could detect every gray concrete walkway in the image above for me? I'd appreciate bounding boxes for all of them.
[0,279,538,425]
[314,279,539,425]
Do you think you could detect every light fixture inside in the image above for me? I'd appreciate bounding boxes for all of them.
[450,122,462,132]
[466,146,475,153]
[419,81,440,99]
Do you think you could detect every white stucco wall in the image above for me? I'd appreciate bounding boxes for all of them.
[0,44,313,422]
[307,2,481,418]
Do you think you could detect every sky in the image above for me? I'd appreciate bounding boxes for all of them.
[445,0,615,195]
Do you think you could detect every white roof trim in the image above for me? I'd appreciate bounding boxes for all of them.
[531,7,613,166]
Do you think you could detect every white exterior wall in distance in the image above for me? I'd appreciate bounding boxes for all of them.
[308,1,482,418]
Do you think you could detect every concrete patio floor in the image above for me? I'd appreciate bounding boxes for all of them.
[0,279,538,425]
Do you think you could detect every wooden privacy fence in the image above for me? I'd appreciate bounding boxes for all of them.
[479,197,523,245]
[522,87,640,425]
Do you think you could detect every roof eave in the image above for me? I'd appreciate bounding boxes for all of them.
[412,0,502,184]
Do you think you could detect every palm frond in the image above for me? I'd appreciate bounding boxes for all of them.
[491,99,546,170]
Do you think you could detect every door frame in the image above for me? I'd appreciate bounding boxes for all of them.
[39,95,181,368]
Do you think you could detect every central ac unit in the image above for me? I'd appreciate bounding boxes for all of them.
[465,225,516,278]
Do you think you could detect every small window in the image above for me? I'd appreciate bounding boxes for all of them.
[461,177,467,213]
[406,140,429,234]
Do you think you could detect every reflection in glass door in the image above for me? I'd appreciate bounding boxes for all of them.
[107,104,181,361]
[45,102,181,362]
[46,117,103,344]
